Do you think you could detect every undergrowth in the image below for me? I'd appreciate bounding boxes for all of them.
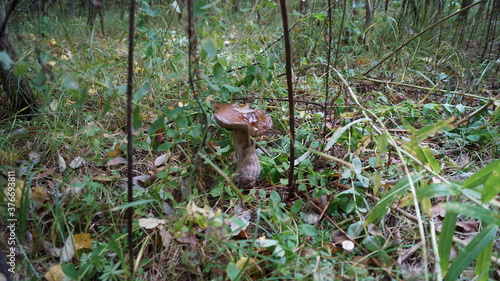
[0,1,499,281]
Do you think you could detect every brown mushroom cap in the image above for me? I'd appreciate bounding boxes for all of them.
[214,103,272,137]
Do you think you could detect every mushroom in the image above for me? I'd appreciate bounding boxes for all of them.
[214,103,272,188]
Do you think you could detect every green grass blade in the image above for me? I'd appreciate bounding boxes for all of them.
[365,174,423,225]
[439,210,458,274]
[323,118,371,151]
[442,203,500,225]
[445,224,498,281]
[475,225,495,281]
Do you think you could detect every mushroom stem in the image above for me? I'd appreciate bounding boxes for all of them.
[231,129,260,188]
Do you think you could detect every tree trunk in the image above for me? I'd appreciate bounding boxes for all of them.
[0,0,36,118]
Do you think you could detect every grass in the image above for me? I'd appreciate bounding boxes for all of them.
[1,1,499,280]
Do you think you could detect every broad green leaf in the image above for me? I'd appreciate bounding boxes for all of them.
[62,73,79,90]
[270,190,281,203]
[462,159,500,203]
[247,65,261,75]
[148,115,166,134]
[290,199,302,215]
[133,82,151,103]
[421,146,440,173]
[140,3,159,16]
[442,203,500,225]
[222,84,241,93]
[298,224,318,236]
[365,174,423,225]
[439,210,458,274]
[445,224,498,281]
[175,115,188,128]
[475,225,494,281]
[13,60,28,76]
[377,133,388,153]
[34,69,46,86]
[414,117,456,141]
[0,51,14,70]
[226,262,240,280]
[201,32,218,58]
[61,263,78,280]
[417,183,460,200]
[212,62,224,83]
[133,106,142,131]
[324,118,371,151]
[201,73,220,91]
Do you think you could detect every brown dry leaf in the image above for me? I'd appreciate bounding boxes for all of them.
[108,144,122,157]
[35,167,58,180]
[74,233,92,250]
[158,226,173,248]
[44,264,66,281]
[356,58,367,64]
[456,220,479,233]
[106,156,127,167]
[176,231,198,245]
[367,223,382,236]
[30,186,50,203]
[431,204,447,218]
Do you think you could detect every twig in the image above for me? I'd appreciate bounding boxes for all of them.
[454,95,498,126]
[363,77,491,101]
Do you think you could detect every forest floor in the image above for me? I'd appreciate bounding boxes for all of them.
[1,2,499,281]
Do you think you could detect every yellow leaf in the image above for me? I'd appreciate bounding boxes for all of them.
[45,264,66,281]
[30,186,50,203]
[74,233,92,250]
[107,144,122,157]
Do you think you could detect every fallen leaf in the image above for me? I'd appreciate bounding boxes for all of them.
[69,156,85,169]
[30,186,50,203]
[57,153,66,172]
[154,153,170,167]
[60,234,75,262]
[176,231,198,245]
[105,156,127,167]
[74,233,92,250]
[44,264,66,281]
[456,220,479,232]
[107,144,122,157]
[158,226,173,248]
[138,218,166,229]
[35,167,58,180]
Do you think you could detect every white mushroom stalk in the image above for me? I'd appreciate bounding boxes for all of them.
[214,103,272,188]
